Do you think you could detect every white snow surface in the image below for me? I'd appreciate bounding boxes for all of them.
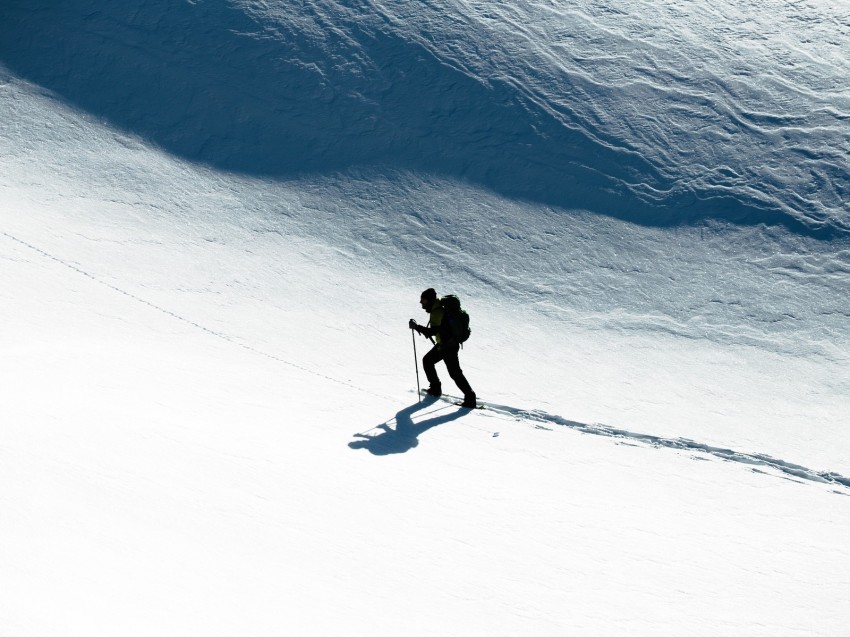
[1,1,850,636]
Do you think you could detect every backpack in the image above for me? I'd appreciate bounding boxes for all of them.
[440,294,471,344]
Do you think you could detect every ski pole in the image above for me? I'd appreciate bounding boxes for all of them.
[411,327,421,401]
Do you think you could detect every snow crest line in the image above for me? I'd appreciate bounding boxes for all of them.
[2,230,396,402]
[435,394,850,491]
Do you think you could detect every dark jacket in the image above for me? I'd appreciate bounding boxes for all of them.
[418,298,456,348]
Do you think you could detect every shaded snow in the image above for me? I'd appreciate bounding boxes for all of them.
[2,0,849,233]
[2,1,850,636]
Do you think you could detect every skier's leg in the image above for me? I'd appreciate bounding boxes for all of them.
[422,345,444,394]
[443,346,475,399]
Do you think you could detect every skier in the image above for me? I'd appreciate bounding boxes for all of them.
[408,287,477,408]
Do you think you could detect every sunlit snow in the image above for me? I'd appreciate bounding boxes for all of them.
[1,1,849,636]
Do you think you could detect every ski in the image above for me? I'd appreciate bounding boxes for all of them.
[418,389,484,410]
[453,401,485,410]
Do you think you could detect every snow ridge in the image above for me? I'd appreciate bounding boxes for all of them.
[1,0,848,236]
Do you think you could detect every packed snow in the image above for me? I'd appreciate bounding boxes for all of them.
[1,1,849,635]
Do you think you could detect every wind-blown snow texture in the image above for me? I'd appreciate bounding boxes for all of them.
[2,0,849,235]
[2,1,850,636]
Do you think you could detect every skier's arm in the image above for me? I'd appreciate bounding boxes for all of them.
[410,306,442,338]
[419,322,439,338]
[409,318,438,338]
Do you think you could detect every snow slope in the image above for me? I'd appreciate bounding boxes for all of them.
[2,1,850,636]
[2,0,849,233]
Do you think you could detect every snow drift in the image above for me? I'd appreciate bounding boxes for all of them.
[2,0,849,236]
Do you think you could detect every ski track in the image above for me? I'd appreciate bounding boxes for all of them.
[406,393,850,494]
[8,227,848,495]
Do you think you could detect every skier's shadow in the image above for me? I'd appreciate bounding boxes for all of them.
[349,397,468,455]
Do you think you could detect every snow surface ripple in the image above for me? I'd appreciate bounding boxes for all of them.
[1,0,848,236]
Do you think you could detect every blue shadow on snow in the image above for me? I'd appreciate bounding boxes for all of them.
[349,397,468,455]
[1,0,837,237]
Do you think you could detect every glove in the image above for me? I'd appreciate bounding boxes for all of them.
[408,319,418,331]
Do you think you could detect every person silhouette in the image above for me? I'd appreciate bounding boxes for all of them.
[408,287,477,408]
